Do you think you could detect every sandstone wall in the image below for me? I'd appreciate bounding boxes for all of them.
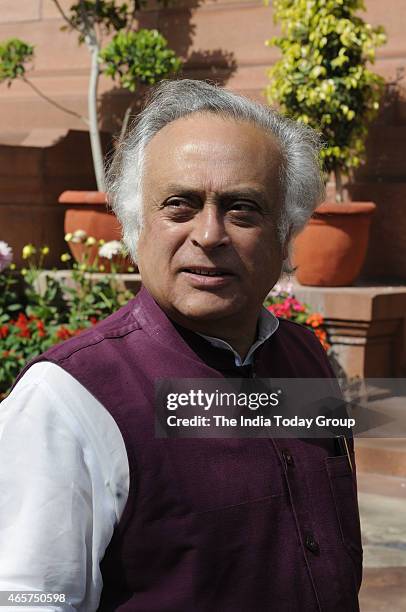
[0,0,405,278]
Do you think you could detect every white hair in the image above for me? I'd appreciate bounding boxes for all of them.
[106,79,325,271]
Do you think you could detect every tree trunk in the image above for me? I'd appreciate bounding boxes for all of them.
[87,44,106,192]
[334,167,344,203]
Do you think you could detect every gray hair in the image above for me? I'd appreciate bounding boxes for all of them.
[106,79,325,271]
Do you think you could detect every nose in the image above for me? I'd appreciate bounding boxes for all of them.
[190,204,230,250]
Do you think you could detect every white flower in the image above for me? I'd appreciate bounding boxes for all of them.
[98,240,124,260]
[269,281,293,297]
[70,229,88,244]
[0,241,13,271]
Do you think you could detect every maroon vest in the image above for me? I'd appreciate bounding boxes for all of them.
[15,287,362,611]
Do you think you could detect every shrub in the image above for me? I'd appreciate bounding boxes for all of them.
[0,237,133,397]
[266,0,386,199]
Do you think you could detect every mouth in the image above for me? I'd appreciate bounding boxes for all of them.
[181,266,234,277]
[180,266,236,287]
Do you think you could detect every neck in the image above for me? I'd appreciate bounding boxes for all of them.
[169,313,259,360]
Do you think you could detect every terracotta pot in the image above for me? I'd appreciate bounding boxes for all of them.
[59,190,134,270]
[293,201,376,286]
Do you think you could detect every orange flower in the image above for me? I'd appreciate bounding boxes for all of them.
[314,328,330,350]
[306,313,323,328]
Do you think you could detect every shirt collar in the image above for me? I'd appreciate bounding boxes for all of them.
[197,307,279,367]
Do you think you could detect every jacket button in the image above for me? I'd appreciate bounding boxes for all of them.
[305,534,320,555]
[282,449,294,467]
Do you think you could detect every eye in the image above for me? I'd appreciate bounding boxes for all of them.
[165,197,193,208]
[161,196,198,222]
[230,201,257,211]
[227,200,261,214]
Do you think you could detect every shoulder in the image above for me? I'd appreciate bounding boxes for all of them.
[47,297,143,361]
[276,317,322,344]
[3,361,129,517]
[12,298,146,388]
[272,318,334,378]
[4,362,118,443]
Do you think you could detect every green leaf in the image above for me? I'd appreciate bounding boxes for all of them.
[99,28,182,91]
[266,0,386,176]
[0,38,34,85]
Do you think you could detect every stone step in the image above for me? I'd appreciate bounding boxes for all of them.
[357,472,406,611]
[355,438,406,477]
[360,568,406,612]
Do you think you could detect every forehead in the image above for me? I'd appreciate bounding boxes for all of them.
[143,113,283,191]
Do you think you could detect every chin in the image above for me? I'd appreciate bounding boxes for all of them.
[176,294,241,321]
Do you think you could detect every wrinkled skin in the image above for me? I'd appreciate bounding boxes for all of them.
[137,113,286,357]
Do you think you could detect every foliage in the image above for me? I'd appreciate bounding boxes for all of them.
[100,29,182,91]
[0,1,182,93]
[266,0,386,195]
[0,39,33,85]
[0,1,182,190]
[0,239,133,398]
[264,282,330,351]
[66,0,131,40]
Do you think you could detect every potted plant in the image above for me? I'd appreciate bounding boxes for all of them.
[0,1,182,265]
[266,0,387,286]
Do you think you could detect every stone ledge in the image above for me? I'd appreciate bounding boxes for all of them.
[34,270,142,296]
[291,281,406,320]
[291,280,406,378]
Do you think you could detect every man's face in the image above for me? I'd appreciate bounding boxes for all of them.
[137,113,286,332]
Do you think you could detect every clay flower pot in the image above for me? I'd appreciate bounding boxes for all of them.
[58,190,134,270]
[293,201,376,286]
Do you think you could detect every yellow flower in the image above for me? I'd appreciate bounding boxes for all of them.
[64,232,73,242]
[41,246,50,255]
[98,239,105,246]
[21,268,27,276]
[86,236,97,246]
[60,253,72,262]
[98,264,105,272]
[22,244,36,259]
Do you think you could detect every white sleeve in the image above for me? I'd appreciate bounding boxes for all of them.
[0,362,130,612]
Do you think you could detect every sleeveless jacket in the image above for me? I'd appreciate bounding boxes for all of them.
[15,287,362,611]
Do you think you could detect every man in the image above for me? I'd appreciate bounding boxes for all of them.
[0,80,362,611]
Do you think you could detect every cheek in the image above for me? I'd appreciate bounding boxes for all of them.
[237,227,281,265]
[141,218,190,265]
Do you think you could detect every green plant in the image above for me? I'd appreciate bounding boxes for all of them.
[0,239,134,398]
[0,1,182,191]
[266,0,386,200]
[101,29,182,91]
[0,39,34,84]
